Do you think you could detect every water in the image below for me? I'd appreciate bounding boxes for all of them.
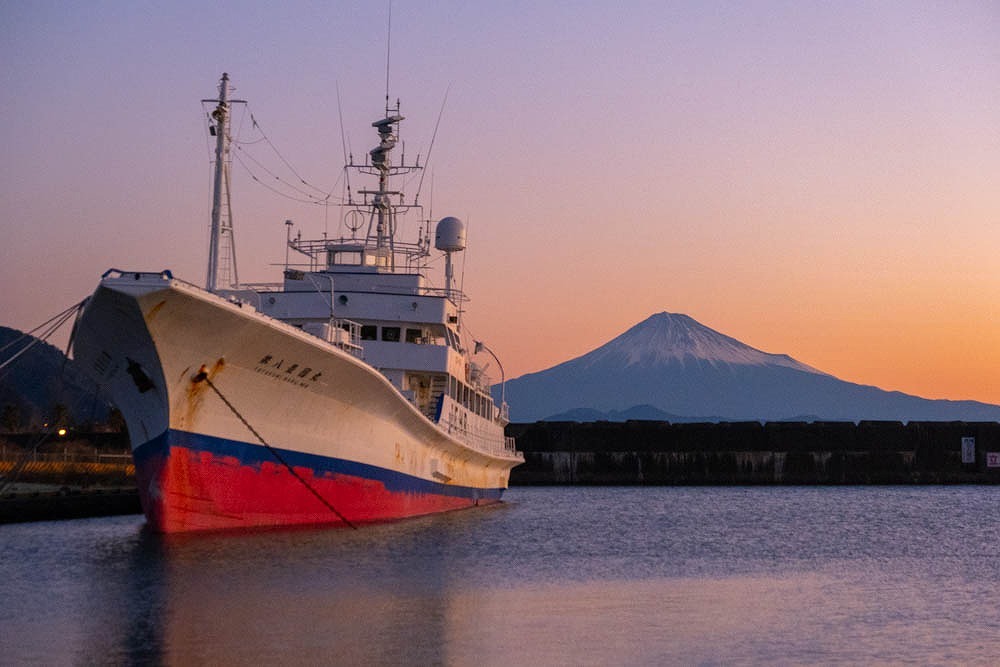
[4,486,1000,665]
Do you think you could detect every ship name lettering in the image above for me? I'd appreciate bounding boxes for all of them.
[254,354,322,388]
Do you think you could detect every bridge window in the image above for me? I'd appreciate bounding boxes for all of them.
[328,250,361,266]
[382,327,400,342]
[360,325,377,340]
[405,328,422,343]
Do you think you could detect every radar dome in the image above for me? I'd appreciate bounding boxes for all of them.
[435,216,466,252]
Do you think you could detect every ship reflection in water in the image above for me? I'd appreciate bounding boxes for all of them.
[5,486,1000,664]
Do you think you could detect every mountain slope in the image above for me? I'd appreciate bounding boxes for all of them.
[502,312,1000,423]
[0,326,110,428]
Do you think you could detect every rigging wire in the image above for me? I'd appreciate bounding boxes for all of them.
[0,301,86,377]
[224,107,346,208]
[201,92,342,212]
[336,82,353,236]
[231,139,336,202]
[0,300,97,495]
[0,301,82,357]
[245,112,332,197]
[414,85,450,206]
[233,102,250,148]
[232,149,344,206]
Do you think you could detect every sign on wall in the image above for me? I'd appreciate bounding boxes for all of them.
[962,437,976,464]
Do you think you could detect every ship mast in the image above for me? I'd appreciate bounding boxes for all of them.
[204,73,240,291]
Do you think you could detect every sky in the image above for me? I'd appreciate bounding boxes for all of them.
[2,1,999,404]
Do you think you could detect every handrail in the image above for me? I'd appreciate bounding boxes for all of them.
[437,411,522,460]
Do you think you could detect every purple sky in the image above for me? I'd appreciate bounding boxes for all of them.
[2,1,999,402]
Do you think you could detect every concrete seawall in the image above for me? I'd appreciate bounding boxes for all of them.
[0,486,140,523]
[507,420,1000,485]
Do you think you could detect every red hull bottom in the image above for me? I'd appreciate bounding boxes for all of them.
[134,431,504,533]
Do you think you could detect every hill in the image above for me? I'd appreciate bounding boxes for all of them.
[0,326,111,429]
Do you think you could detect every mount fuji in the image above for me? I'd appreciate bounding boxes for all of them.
[501,312,1000,423]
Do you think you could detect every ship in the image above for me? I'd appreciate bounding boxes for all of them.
[70,73,523,533]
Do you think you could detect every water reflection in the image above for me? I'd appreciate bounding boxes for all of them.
[69,512,484,664]
[7,488,1000,664]
[73,525,168,664]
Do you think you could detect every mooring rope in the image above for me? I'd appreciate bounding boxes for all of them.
[193,371,357,529]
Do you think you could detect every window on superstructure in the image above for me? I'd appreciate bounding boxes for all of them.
[360,325,377,340]
[330,251,361,266]
[405,328,422,344]
[382,327,401,342]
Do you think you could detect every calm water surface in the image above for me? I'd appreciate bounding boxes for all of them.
[3,486,1000,665]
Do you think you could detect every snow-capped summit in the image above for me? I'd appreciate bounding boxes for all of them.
[584,312,822,373]
[501,312,1000,423]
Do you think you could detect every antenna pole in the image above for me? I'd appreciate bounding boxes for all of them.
[385,0,392,111]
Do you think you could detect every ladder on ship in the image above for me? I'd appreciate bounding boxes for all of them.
[424,375,448,422]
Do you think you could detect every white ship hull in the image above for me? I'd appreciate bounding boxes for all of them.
[72,271,521,532]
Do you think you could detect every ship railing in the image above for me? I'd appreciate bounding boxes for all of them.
[99,269,461,303]
[103,268,166,279]
[239,281,284,293]
[289,237,430,273]
[333,318,364,357]
[101,268,186,285]
[99,270,267,307]
[441,419,522,460]
[103,269,255,305]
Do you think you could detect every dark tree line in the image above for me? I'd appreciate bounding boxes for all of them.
[0,402,125,434]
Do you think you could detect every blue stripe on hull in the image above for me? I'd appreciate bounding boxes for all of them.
[134,429,506,502]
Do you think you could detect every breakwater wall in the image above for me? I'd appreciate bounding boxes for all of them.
[507,421,1000,485]
[0,487,140,523]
